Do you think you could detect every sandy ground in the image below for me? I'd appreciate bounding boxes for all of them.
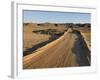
[23,23,68,56]
[23,24,51,52]
[23,28,90,69]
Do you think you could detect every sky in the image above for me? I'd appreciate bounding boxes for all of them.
[23,10,91,23]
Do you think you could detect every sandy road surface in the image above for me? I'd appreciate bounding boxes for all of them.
[23,28,90,69]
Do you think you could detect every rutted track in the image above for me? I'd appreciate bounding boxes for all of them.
[23,28,90,69]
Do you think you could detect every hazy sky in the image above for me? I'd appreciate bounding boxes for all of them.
[23,10,91,23]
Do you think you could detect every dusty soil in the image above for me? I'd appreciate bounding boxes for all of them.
[23,28,90,69]
[23,23,68,56]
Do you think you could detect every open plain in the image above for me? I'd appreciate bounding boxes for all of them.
[23,23,91,69]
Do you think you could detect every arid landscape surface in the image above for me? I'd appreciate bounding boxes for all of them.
[23,23,91,69]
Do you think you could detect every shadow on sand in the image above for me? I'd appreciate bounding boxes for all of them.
[72,30,90,66]
[23,34,63,56]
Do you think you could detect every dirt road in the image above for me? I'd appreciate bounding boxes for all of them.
[23,28,90,69]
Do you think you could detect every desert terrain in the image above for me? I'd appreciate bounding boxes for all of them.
[23,23,91,69]
[23,23,68,56]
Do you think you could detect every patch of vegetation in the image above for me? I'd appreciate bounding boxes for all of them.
[54,24,58,27]
[23,23,30,26]
[75,23,91,28]
[32,29,64,36]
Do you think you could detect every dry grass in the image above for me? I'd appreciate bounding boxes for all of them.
[23,24,50,51]
[23,23,90,69]
[23,23,68,52]
[23,24,91,69]
[23,29,78,69]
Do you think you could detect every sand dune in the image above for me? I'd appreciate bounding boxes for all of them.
[23,28,90,69]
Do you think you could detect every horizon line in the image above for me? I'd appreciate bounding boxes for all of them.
[23,22,91,24]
